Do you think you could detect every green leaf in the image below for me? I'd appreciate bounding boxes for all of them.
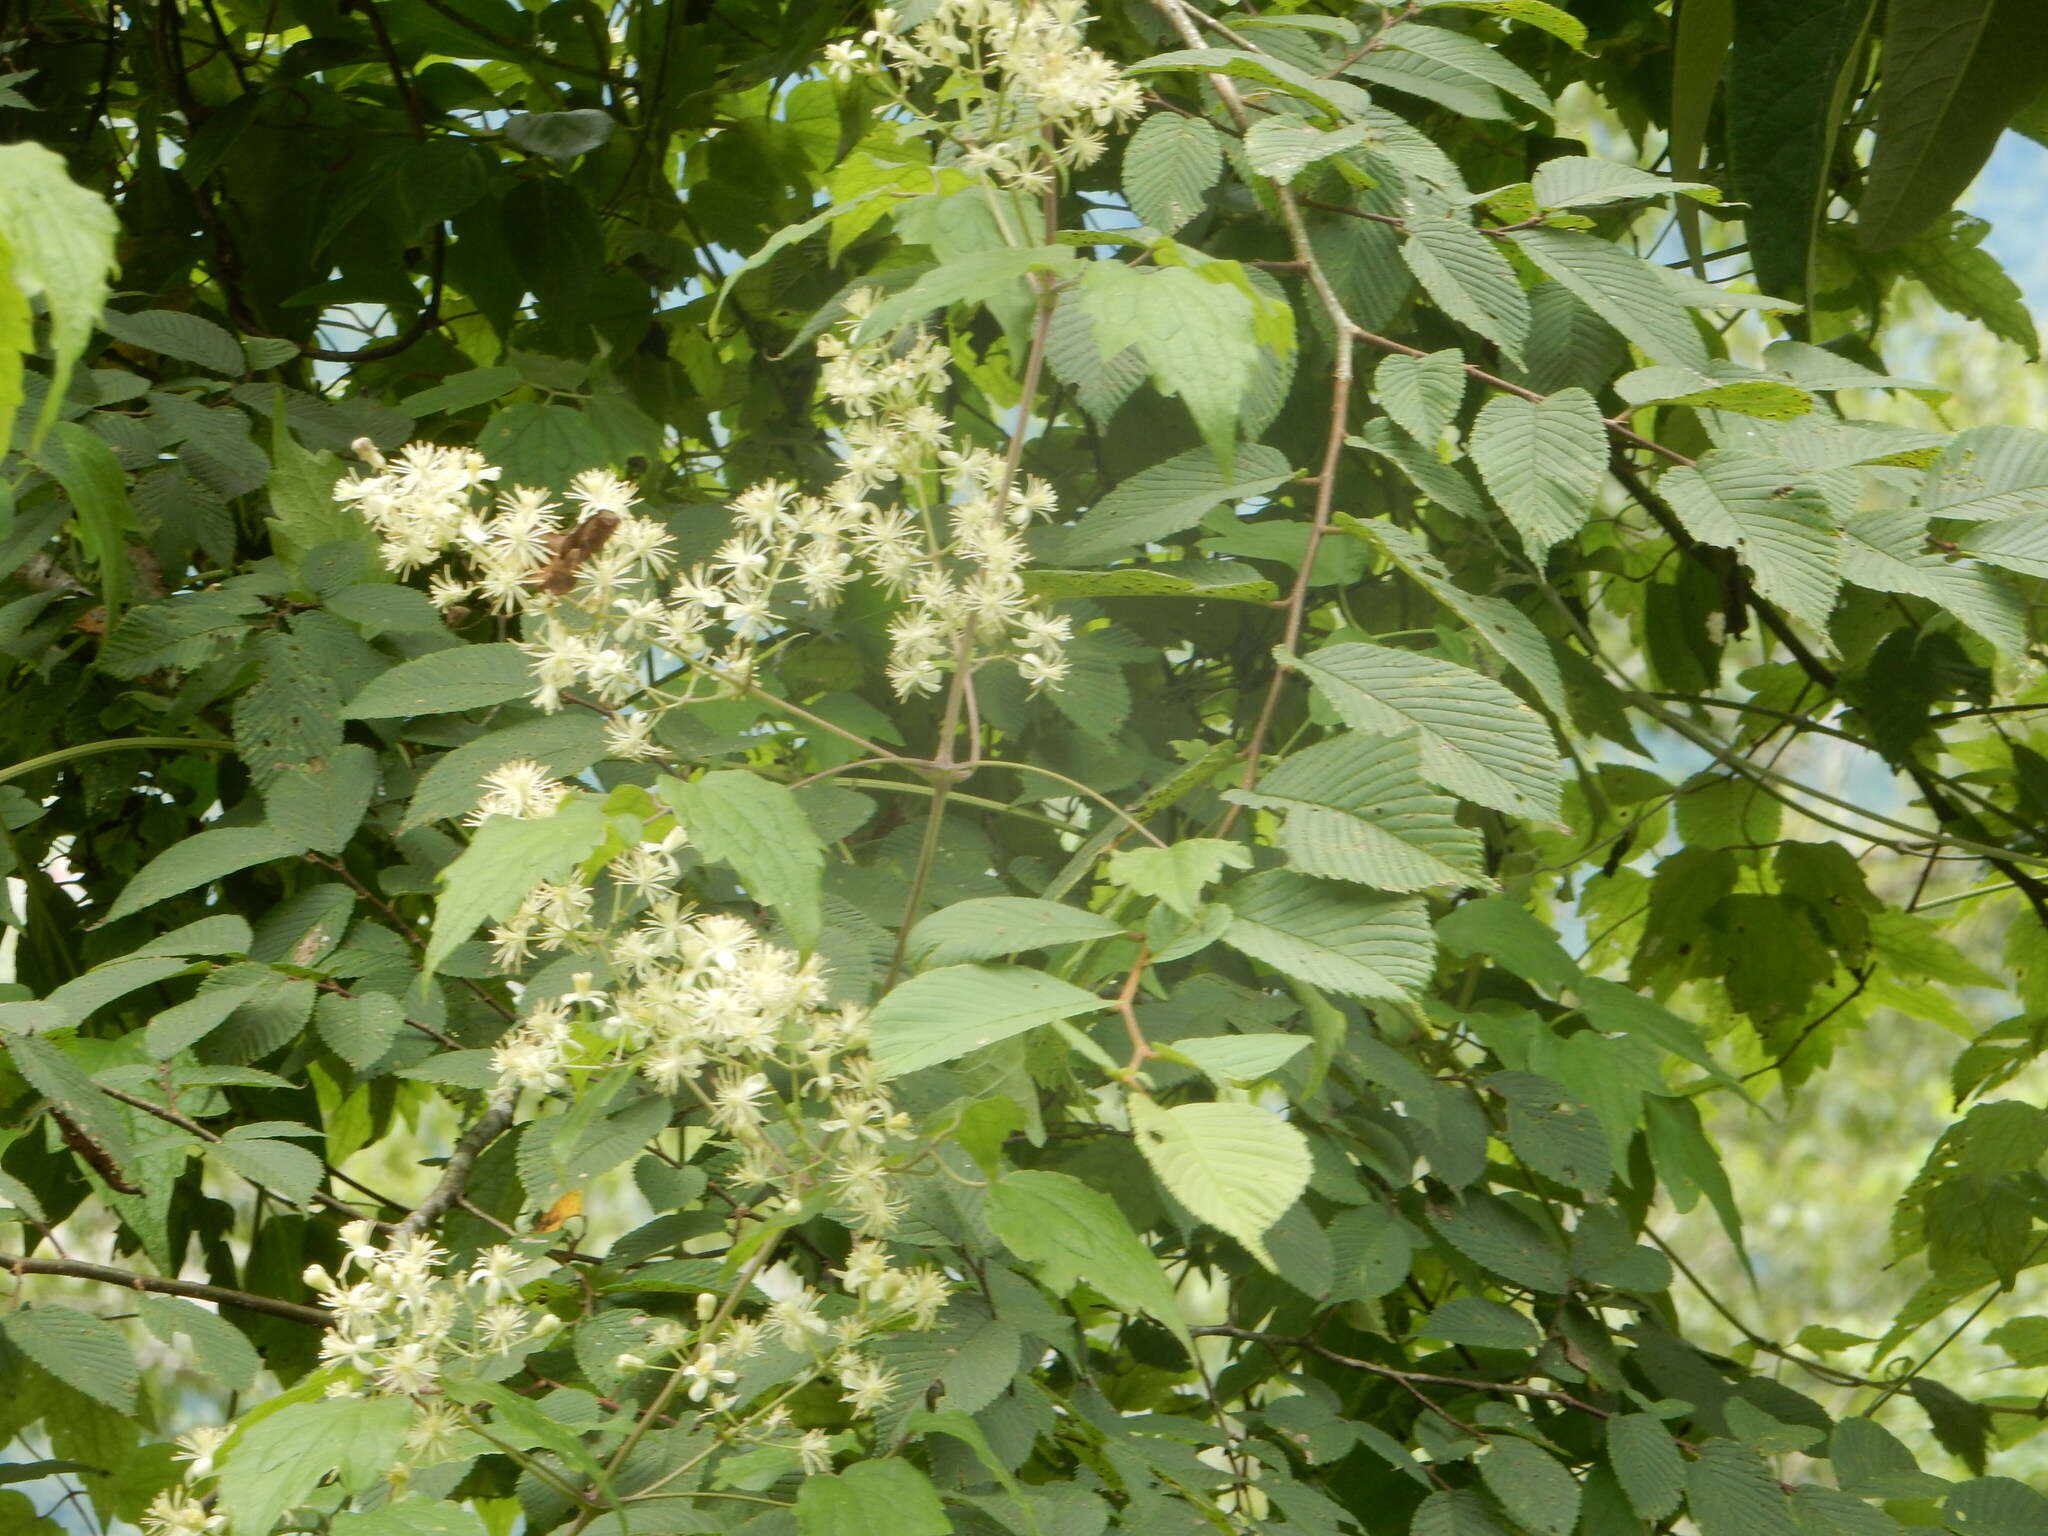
[340,642,535,718]
[99,827,305,927]
[1534,156,1717,209]
[658,771,826,952]
[220,1396,415,1536]
[1127,47,1372,120]
[868,964,1109,1078]
[1426,1194,1570,1291]
[332,1507,490,1536]
[424,795,609,974]
[1659,452,1842,630]
[854,245,1076,342]
[1128,1094,1310,1266]
[3,1305,136,1413]
[796,1457,950,1536]
[1430,0,1586,48]
[1616,364,1813,420]
[1373,350,1468,449]
[1478,1438,1579,1536]
[1122,113,1225,233]
[1725,0,1877,302]
[1422,1296,1538,1349]
[1171,1033,1309,1085]
[1468,387,1606,557]
[1230,732,1485,892]
[1224,870,1435,1003]
[1024,562,1278,603]
[1386,20,1552,113]
[504,108,615,160]
[1081,262,1267,467]
[0,143,119,443]
[138,1294,260,1393]
[1289,641,1563,819]
[1847,509,2024,655]
[1343,516,1569,717]
[906,897,1125,968]
[146,964,292,1058]
[1859,0,2048,250]
[443,1376,612,1486]
[1104,838,1252,918]
[1050,446,1293,565]
[475,402,606,493]
[399,366,522,417]
[208,1135,323,1206]
[1895,213,2040,359]
[264,742,377,855]
[1244,120,1371,181]
[1411,1488,1514,1536]
[4,1034,133,1168]
[324,584,446,639]
[1943,1477,2048,1536]
[1350,418,1488,520]
[40,421,136,621]
[985,1169,1192,1349]
[1607,1413,1685,1521]
[1401,217,1530,365]
[314,990,405,1071]
[1512,227,1709,369]
[1488,1069,1611,1193]
[1685,1438,1798,1536]
[403,712,609,830]
[101,308,244,375]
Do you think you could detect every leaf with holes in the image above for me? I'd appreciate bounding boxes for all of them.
[1659,452,1842,630]
[1128,1094,1310,1267]
[1122,113,1224,232]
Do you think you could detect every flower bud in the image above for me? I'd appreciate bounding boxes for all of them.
[529,1312,564,1341]
[302,1264,336,1294]
[696,1291,718,1322]
[614,1352,648,1372]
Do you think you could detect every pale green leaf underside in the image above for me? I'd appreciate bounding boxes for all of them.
[868,964,1109,1078]
[1289,641,1564,819]
[1129,1094,1311,1266]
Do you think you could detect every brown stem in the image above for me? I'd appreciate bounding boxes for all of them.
[4,1253,326,1326]
[393,1089,521,1239]
[1113,945,1155,1076]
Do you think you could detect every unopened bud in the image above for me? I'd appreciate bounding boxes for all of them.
[529,1312,564,1341]
[302,1264,336,1294]
[696,1291,718,1322]
[614,1352,648,1372]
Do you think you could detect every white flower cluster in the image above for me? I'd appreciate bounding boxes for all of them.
[334,313,1074,733]
[303,1226,561,1397]
[612,1243,953,1431]
[826,0,1145,186]
[488,889,918,1236]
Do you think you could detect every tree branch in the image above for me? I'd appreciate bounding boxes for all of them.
[4,1253,326,1326]
[393,1089,520,1239]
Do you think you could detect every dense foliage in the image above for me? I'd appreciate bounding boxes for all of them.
[7,1,2048,1533]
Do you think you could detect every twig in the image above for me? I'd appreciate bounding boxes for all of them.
[4,1253,326,1326]
[393,1089,520,1239]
